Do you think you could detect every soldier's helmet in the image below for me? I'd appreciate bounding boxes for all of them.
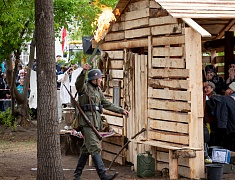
[88,69,104,81]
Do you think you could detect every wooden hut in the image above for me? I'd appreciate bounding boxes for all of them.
[94,0,235,179]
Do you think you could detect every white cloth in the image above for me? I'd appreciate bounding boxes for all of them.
[70,68,83,86]
[57,73,71,104]
[28,70,37,109]
[70,68,82,101]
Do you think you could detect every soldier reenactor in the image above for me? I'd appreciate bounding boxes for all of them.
[74,63,129,180]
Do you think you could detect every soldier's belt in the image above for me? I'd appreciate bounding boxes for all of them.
[81,104,103,113]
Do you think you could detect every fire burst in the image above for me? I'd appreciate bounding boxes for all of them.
[94,7,116,42]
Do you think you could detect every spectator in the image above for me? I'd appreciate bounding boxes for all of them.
[17,78,24,94]
[225,60,235,89]
[203,65,224,95]
[204,81,216,99]
[16,69,25,86]
[225,82,235,100]
[0,73,5,111]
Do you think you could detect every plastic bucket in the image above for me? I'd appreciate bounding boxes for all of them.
[206,164,223,180]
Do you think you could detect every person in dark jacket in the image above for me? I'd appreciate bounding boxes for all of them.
[204,65,224,95]
[73,63,129,180]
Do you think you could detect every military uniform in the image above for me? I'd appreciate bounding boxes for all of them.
[74,69,124,180]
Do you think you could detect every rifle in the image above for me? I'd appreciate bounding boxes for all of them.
[63,84,102,140]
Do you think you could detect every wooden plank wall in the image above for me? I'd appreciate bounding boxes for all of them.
[147,7,192,176]
[99,0,205,177]
[101,50,126,165]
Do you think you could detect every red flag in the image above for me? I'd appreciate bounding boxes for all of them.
[61,27,66,52]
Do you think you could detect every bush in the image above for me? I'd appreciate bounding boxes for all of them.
[0,108,16,130]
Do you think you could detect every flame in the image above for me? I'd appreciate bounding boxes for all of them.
[94,7,116,42]
[115,9,120,16]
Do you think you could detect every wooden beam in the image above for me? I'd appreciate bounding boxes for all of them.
[169,150,179,179]
[185,27,204,179]
[224,31,235,80]
[148,79,190,90]
[215,19,235,39]
[148,87,191,101]
[148,109,190,123]
[148,99,191,112]
[182,18,211,37]
[172,150,196,159]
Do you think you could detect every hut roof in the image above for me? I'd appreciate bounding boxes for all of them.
[113,0,235,40]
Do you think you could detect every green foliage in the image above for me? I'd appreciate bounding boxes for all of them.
[0,0,35,60]
[69,50,89,66]
[0,109,16,130]
[54,0,118,38]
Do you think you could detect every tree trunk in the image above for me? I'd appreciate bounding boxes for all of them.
[35,0,65,179]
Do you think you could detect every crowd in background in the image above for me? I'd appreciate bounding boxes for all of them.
[0,55,81,115]
[203,60,235,163]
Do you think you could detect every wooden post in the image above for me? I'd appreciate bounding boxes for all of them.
[185,28,204,179]
[224,31,234,80]
[169,150,178,180]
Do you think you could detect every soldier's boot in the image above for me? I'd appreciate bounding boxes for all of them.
[73,153,89,180]
[92,153,119,180]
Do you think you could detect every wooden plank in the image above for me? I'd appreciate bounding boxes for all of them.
[125,8,150,21]
[149,69,189,78]
[182,18,211,37]
[148,130,189,145]
[104,31,125,42]
[101,151,124,165]
[202,56,211,63]
[110,70,123,79]
[102,136,123,146]
[185,28,204,179]
[215,56,224,63]
[132,139,200,150]
[149,16,178,26]
[152,35,185,46]
[140,55,148,154]
[149,119,189,134]
[148,79,189,90]
[148,87,191,101]
[169,150,179,179]
[156,58,184,69]
[152,57,185,69]
[152,46,184,57]
[217,66,225,73]
[151,24,182,36]
[101,38,148,50]
[149,0,160,8]
[124,17,149,30]
[125,27,151,39]
[111,22,124,32]
[110,60,124,69]
[148,36,152,71]
[103,109,123,117]
[104,87,123,97]
[109,125,123,135]
[156,151,189,166]
[105,114,124,127]
[128,0,149,11]
[148,99,191,112]
[102,141,122,154]
[172,150,196,159]
[106,51,124,59]
[148,109,189,123]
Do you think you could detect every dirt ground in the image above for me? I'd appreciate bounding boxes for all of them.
[0,121,235,180]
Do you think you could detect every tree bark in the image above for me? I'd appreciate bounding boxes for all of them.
[35,0,65,179]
